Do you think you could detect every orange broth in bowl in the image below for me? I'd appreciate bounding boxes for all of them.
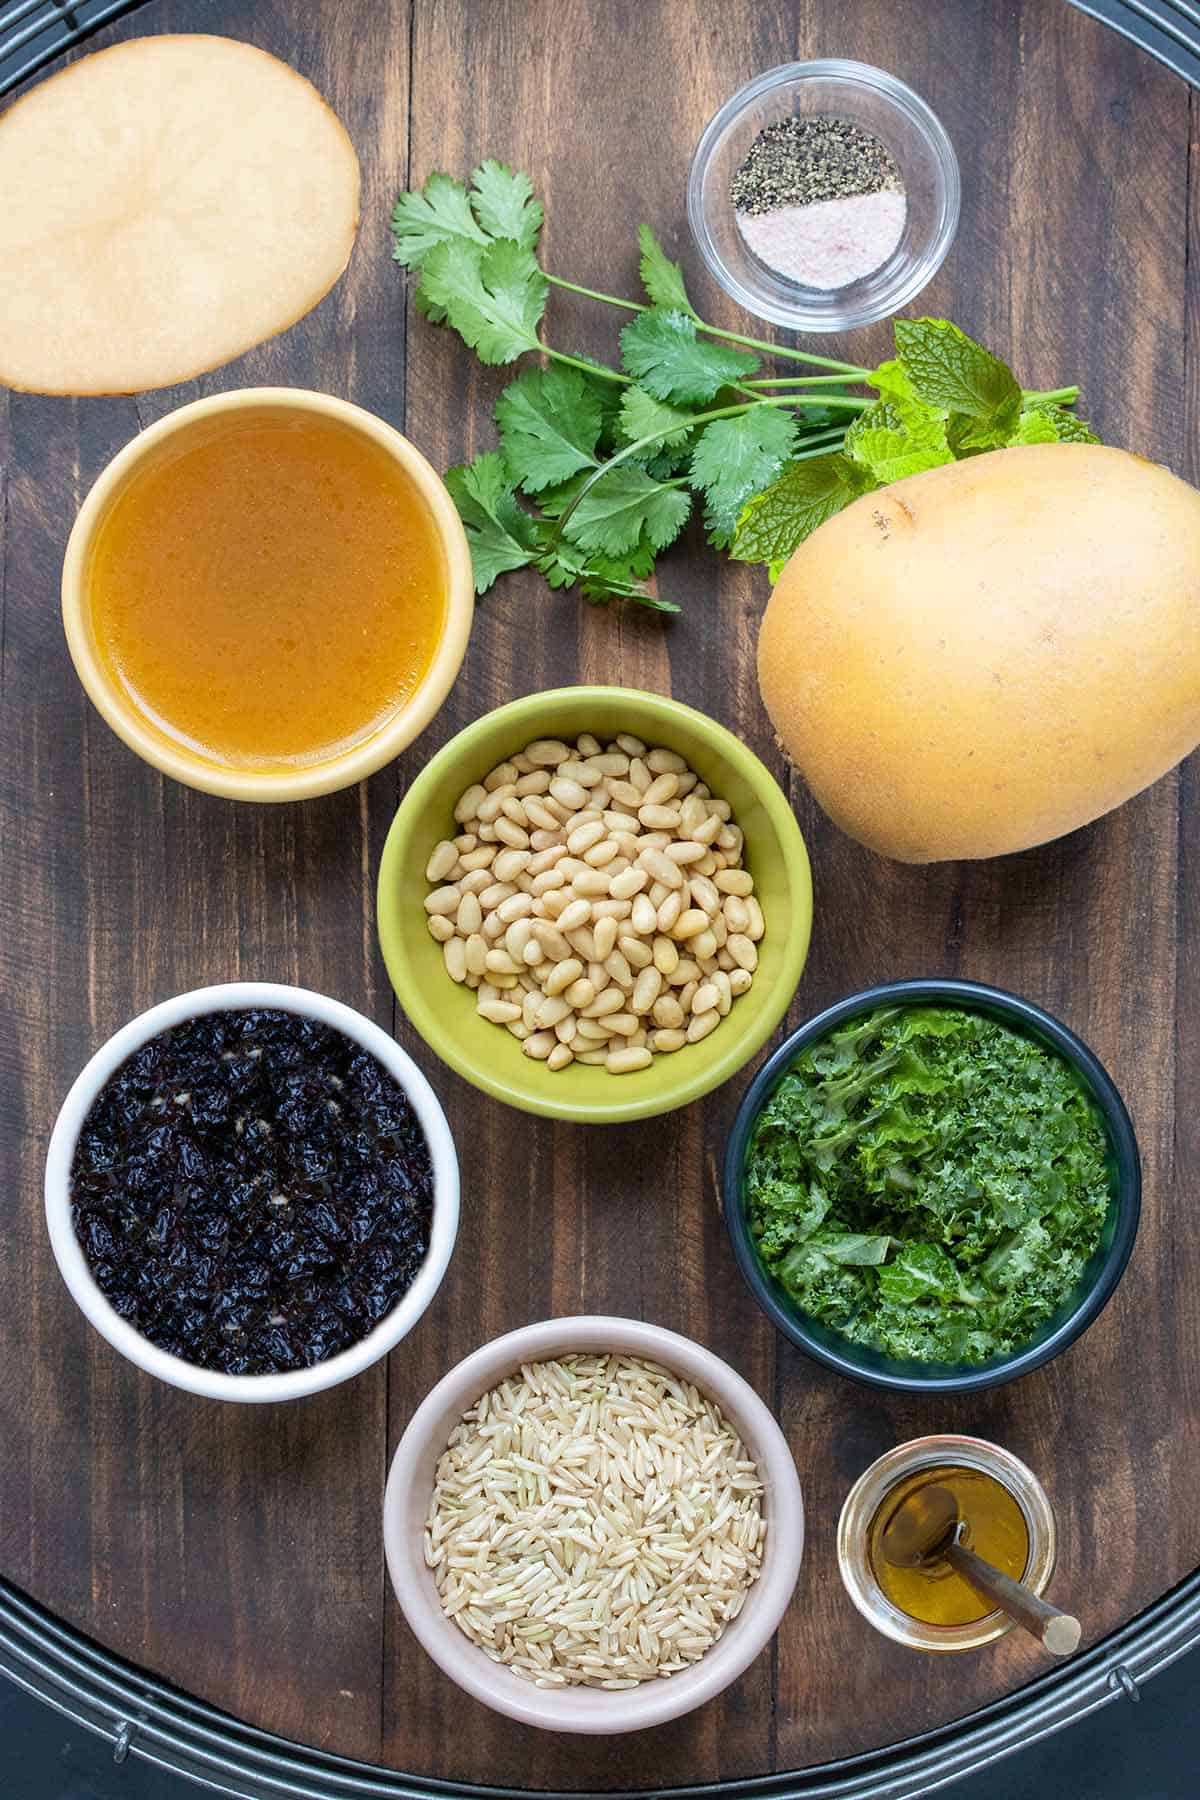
[86,409,448,772]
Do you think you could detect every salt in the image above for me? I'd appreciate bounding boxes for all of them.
[736,189,907,290]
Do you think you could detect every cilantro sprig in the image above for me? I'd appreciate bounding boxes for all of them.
[392,164,1098,611]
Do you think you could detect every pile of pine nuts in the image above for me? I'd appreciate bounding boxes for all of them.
[423,732,763,1075]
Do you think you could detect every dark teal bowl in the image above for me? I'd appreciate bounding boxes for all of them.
[723,978,1141,1394]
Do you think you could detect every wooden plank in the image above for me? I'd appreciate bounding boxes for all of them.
[0,0,415,1761]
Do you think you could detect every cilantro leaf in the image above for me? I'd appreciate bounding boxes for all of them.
[564,465,691,556]
[535,530,677,612]
[418,238,547,364]
[617,385,697,450]
[469,160,544,251]
[690,408,798,547]
[637,224,697,317]
[494,365,603,492]
[1008,402,1101,447]
[731,453,875,578]
[444,452,538,593]
[894,317,1022,423]
[844,398,953,485]
[391,171,488,268]
[620,308,759,404]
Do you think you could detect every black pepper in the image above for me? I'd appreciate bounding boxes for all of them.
[731,115,903,215]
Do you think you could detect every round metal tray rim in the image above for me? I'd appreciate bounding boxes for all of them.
[4,1573,1200,1800]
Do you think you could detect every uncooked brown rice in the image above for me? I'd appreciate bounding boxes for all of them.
[423,1354,766,1688]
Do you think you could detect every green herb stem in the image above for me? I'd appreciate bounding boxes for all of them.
[741,374,861,389]
[1022,386,1080,405]
[541,344,630,384]
[544,271,867,376]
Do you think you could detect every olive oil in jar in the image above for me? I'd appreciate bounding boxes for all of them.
[867,1465,1030,1627]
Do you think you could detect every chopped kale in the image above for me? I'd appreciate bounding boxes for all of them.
[744,1005,1112,1364]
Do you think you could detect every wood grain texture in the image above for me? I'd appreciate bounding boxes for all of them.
[1,0,1197,1789]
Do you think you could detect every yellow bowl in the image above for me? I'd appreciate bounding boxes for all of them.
[61,388,474,802]
[377,687,813,1124]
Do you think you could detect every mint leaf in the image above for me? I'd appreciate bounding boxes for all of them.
[867,357,922,407]
[1008,402,1101,447]
[564,466,691,556]
[620,308,758,404]
[469,160,544,251]
[637,225,697,317]
[894,318,1022,423]
[732,453,875,579]
[690,408,798,547]
[444,452,539,593]
[617,385,697,450]
[844,399,953,485]
[391,171,488,268]
[494,365,603,492]
[418,238,547,364]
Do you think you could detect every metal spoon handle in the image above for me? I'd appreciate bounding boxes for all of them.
[945,1542,1081,1655]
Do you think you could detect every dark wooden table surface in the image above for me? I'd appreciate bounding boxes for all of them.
[2,0,1198,1790]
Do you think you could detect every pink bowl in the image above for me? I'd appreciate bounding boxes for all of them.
[383,1315,804,1733]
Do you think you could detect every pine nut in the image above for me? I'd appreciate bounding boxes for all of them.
[592,915,618,961]
[572,867,610,895]
[427,915,454,943]
[493,848,532,883]
[649,1028,686,1053]
[632,893,659,935]
[547,1043,574,1071]
[607,1046,652,1073]
[443,938,467,982]
[494,817,530,850]
[653,935,680,976]
[673,908,709,940]
[652,994,684,1029]
[526,739,571,766]
[692,982,719,1015]
[686,1010,720,1043]
[639,847,683,888]
[453,784,487,823]
[545,958,583,996]
[642,772,679,807]
[618,935,652,970]
[610,866,648,900]
[632,967,663,1014]
[465,933,489,976]
[522,1030,557,1059]
[478,998,520,1024]
[456,892,482,936]
[550,776,588,810]
[426,840,459,882]
[424,884,461,916]
[727,934,758,971]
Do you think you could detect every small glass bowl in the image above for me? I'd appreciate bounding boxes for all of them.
[688,59,960,333]
[837,1436,1058,1652]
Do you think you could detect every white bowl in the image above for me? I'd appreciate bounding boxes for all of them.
[44,982,460,1403]
[383,1316,804,1733]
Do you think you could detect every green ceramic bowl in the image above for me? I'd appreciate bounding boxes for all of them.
[377,687,813,1124]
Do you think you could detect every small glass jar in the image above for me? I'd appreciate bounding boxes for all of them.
[837,1435,1057,1652]
[688,59,960,334]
